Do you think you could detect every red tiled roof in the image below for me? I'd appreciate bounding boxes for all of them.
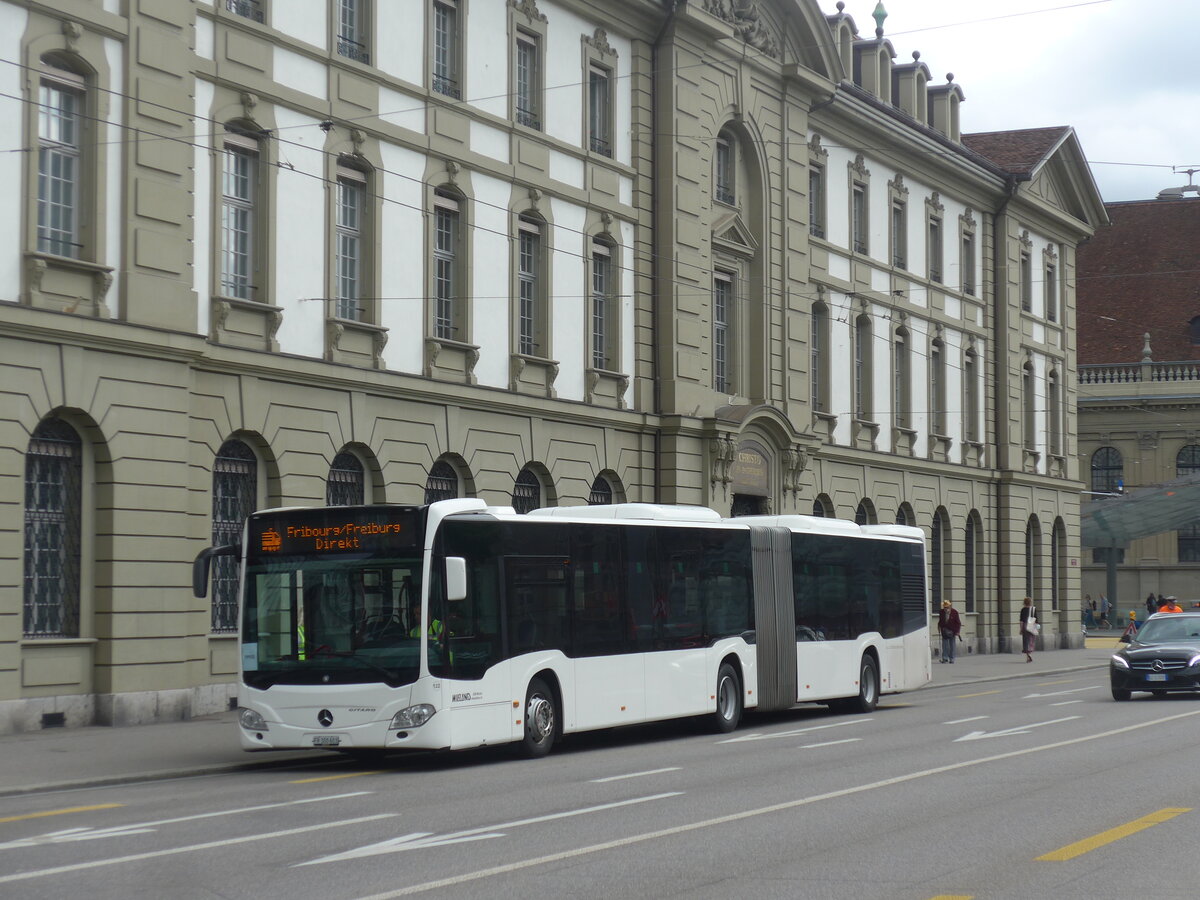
[962,126,1071,176]
[1076,198,1200,364]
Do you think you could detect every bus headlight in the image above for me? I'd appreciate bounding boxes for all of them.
[239,708,268,731]
[391,704,436,729]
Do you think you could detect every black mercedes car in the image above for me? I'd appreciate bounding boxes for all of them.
[1111,611,1200,701]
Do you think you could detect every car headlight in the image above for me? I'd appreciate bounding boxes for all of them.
[390,704,436,729]
[1110,655,1130,669]
[1188,654,1200,669]
[239,708,268,731]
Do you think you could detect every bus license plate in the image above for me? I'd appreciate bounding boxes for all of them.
[1145,674,1168,682]
[312,735,342,746]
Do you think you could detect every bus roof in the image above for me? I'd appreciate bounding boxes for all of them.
[526,503,723,523]
[727,514,924,542]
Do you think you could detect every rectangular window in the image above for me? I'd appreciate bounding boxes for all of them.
[335,171,364,321]
[809,166,825,238]
[928,217,943,282]
[434,192,459,339]
[715,137,735,205]
[518,218,540,355]
[894,335,909,429]
[1046,263,1058,322]
[1020,251,1032,312]
[37,74,83,259]
[854,317,870,419]
[227,0,265,23]
[591,241,612,370]
[851,183,867,254]
[515,34,541,130]
[588,66,611,156]
[714,272,732,393]
[1048,373,1061,456]
[931,342,945,436]
[961,233,975,295]
[811,307,824,412]
[964,352,978,442]
[432,0,460,98]
[221,139,258,300]
[337,0,369,64]
[891,201,906,268]
[1023,365,1036,451]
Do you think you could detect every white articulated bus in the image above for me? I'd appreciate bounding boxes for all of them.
[193,500,930,757]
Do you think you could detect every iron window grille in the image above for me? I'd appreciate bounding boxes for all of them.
[327,452,365,506]
[337,0,369,63]
[211,440,256,634]
[23,420,82,638]
[424,460,457,503]
[513,468,540,514]
[588,476,613,506]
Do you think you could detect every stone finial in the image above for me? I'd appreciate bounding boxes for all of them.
[1142,332,1153,361]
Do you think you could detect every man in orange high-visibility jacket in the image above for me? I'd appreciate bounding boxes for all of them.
[1158,596,1184,613]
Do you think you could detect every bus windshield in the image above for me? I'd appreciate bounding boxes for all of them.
[242,556,424,689]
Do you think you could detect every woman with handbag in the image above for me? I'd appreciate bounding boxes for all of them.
[1020,596,1037,662]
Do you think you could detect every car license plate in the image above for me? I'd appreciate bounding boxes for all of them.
[312,735,342,746]
[1145,673,1168,682]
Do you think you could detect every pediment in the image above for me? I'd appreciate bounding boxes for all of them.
[712,211,758,255]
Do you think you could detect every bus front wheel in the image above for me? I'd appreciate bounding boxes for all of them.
[519,677,557,758]
[832,655,879,714]
[711,663,743,734]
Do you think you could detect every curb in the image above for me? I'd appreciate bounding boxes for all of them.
[918,660,1109,691]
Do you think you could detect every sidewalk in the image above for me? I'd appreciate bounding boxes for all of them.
[0,644,1117,798]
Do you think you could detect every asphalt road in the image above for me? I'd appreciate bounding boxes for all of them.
[3,667,1199,899]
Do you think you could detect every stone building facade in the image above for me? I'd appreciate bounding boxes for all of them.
[0,0,1104,733]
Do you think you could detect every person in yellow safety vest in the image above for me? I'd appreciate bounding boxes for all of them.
[1158,596,1184,614]
[410,618,445,639]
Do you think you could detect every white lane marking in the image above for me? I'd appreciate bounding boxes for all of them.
[955,716,1082,742]
[719,718,871,744]
[1052,700,1086,707]
[943,716,988,725]
[590,768,681,783]
[1023,687,1099,699]
[352,707,1200,899]
[0,792,374,851]
[799,738,861,749]
[299,792,683,866]
[0,815,396,885]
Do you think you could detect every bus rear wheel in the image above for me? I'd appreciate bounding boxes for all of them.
[832,655,879,714]
[518,677,557,758]
[711,663,743,734]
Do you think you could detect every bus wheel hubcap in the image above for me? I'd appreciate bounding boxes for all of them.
[528,696,553,739]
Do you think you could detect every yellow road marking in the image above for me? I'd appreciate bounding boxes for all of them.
[290,771,383,784]
[0,803,123,824]
[1037,808,1191,861]
[956,690,1001,698]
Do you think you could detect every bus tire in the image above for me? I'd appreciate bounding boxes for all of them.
[518,677,557,758]
[847,655,879,713]
[711,663,743,733]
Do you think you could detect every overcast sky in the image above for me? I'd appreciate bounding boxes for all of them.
[841,0,1199,203]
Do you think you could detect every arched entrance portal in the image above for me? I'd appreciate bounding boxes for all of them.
[729,440,770,517]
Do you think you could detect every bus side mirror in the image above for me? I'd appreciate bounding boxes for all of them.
[193,545,239,598]
[445,556,467,602]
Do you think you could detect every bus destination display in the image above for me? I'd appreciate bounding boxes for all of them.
[250,507,422,556]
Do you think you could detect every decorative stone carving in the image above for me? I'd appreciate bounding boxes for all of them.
[425,338,441,378]
[372,330,388,369]
[210,300,231,339]
[703,1,779,58]
[509,0,546,24]
[585,27,615,57]
[326,321,344,360]
[709,434,736,485]
[617,374,630,409]
[466,346,480,383]
[267,309,283,352]
[782,446,809,493]
[1138,432,1158,451]
[350,128,366,154]
[445,159,460,184]
[93,270,113,318]
[961,207,976,230]
[62,20,82,51]
[509,354,526,391]
[888,173,908,198]
[928,191,944,215]
[27,256,47,298]
[808,133,828,161]
[850,153,870,180]
[239,91,257,120]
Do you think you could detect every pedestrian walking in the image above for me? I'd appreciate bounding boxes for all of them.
[1020,597,1037,662]
[1083,594,1096,628]
[1146,593,1158,618]
[1098,594,1110,629]
[938,599,962,663]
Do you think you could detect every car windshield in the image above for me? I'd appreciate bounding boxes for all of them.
[1135,617,1200,645]
[241,556,425,688]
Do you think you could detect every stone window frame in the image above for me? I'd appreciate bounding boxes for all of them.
[926,192,945,283]
[582,28,617,158]
[964,511,982,613]
[958,208,977,296]
[1022,357,1037,453]
[1025,514,1042,601]
[810,297,831,415]
[511,206,552,359]
[892,322,911,430]
[331,159,373,323]
[714,131,736,206]
[963,341,980,444]
[712,268,736,394]
[808,135,827,239]
[1047,364,1063,458]
[424,163,474,348]
[1018,230,1033,313]
[333,0,372,65]
[929,331,947,438]
[848,155,871,255]
[853,308,874,422]
[429,0,465,99]
[587,231,620,373]
[509,0,548,132]
[888,175,908,270]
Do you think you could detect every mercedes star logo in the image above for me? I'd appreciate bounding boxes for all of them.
[317,709,334,727]
[1152,660,1166,672]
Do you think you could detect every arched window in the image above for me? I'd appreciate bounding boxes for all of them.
[895,503,914,527]
[1177,445,1200,562]
[24,418,83,638]
[1025,515,1042,601]
[212,439,257,633]
[588,475,613,506]
[1090,447,1123,494]
[513,467,541,514]
[893,327,910,429]
[965,512,982,613]
[1022,361,1036,451]
[1051,518,1067,610]
[854,313,872,420]
[931,508,950,615]
[1048,369,1062,457]
[855,499,876,525]
[811,302,830,414]
[424,459,458,503]
[812,496,830,518]
[326,451,365,506]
